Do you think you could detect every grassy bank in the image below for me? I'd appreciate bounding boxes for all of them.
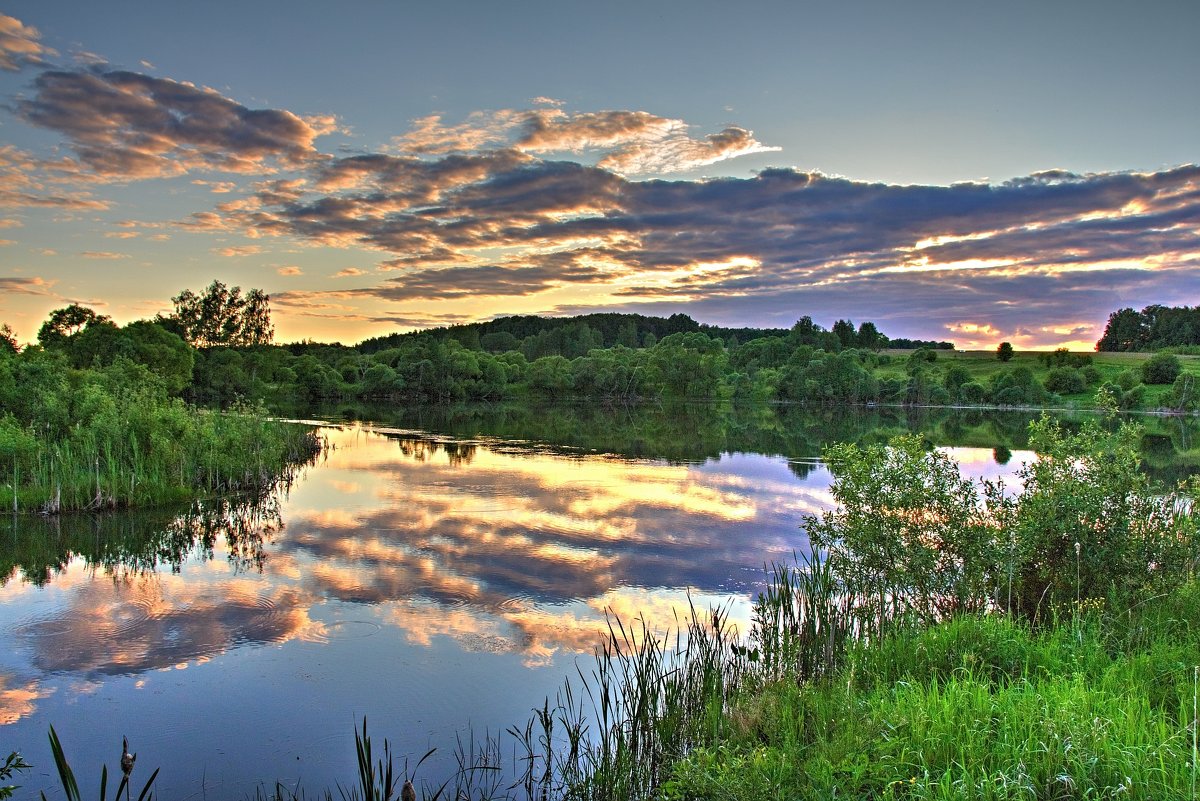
[881,348,1200,412]
[0,352,320,513]
[518,413,1200,800]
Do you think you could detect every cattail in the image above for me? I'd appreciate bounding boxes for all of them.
[121,735,136,779]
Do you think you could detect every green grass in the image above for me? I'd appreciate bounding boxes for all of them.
[895,349,1200,411]
[657,589,1200,801]
[0,400,320,513]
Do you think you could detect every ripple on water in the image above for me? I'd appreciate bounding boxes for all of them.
[14,615,74,638]
[321,620,382,641]
[497,594,531,612]
[105,591,161,641]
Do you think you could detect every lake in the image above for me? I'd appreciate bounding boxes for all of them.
[2,403,1196,798]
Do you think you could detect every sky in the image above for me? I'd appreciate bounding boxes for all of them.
[0,1,1197,350]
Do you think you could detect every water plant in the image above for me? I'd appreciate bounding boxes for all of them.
[1,751,31,800]
[0,343,322,513]
[40,726,159,801]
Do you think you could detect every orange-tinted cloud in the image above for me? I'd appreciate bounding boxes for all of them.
[387,108,777,176]
[0,13,55,71]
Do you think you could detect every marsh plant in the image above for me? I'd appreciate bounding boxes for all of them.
[0,352,320,513]
[38,726,159,801]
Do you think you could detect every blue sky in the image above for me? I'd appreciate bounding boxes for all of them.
[1,1,1197,348]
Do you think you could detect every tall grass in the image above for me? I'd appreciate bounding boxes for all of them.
[0,397,320,514]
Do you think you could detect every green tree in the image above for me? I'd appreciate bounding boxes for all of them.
[37,304,109,350]
[996,341,1014,362]
[528,355,574,397]
[1096,307,1148,351]
[1168,373,1199,411]
[0,324,16,354]
[171,281,274,348]
[856,321,886,351]
[831,319,857,348]
[943,364,972,396]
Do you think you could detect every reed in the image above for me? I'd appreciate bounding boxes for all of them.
[0,397,320,514]
[38,726,159,801]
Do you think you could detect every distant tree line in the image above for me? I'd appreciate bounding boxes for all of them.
[19,283,1199,416]
[360,312,953,357]
[1097,304,1200,352]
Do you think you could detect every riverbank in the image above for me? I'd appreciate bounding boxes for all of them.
[7,411,1198,800]
[506,413,1200,800]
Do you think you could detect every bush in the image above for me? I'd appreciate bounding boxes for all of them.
[1116,369,1140,391]
[998,416,1198,618]
[958,381,987,404]
[1043,367,1086,395]
[1141,352,1182,384]
[805,434,997,623]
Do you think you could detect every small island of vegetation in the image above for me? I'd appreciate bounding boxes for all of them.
[0,284,318,514]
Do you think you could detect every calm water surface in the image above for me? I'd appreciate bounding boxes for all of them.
[0,404,1154,797]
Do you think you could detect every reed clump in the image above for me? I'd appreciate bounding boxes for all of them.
[0,356,320,513]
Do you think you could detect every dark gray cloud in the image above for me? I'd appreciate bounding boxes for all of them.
[220,155,1199,343]
[18,68,335,179]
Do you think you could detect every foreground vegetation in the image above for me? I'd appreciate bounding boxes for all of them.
[524,414,1200,800]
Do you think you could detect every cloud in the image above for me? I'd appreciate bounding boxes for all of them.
[0,218,21,228]
[192,179,238,193]
[18,68,335,179]
[212,244,264,257]
[337,261,605,302]
[0,276,56,295]
[219,152,1200,347]
[388,107,777,175]
[0,145,110,209]
[0,13,55,71]
[598,125,779,174]
[276,265,303,276]
[80,250,129,259]
[2,33,1192,348]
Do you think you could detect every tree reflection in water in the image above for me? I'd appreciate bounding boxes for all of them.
[1,490,284,587]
